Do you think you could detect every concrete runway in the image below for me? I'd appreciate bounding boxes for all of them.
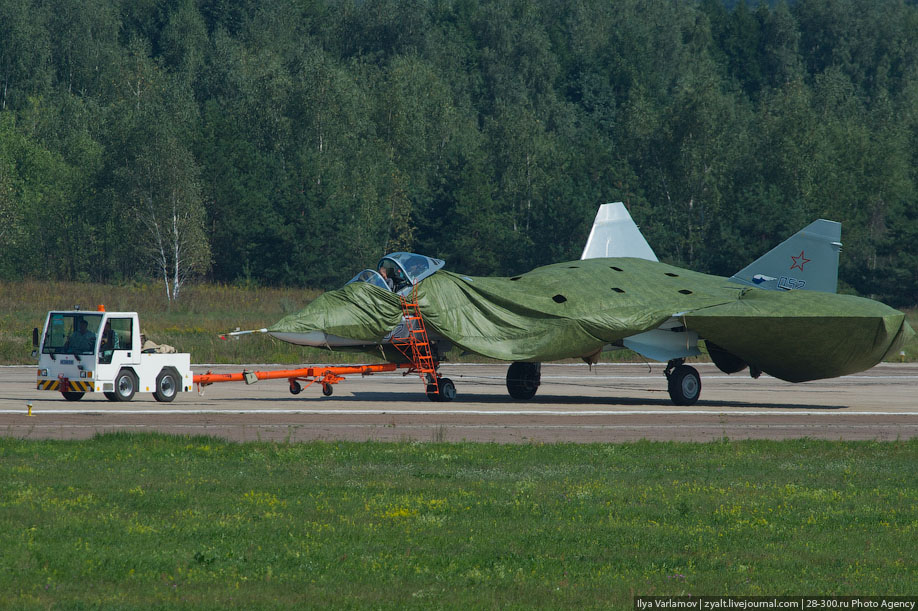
[2,362,917,442]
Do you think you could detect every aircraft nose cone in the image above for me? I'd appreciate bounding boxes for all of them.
[267,282,403,344]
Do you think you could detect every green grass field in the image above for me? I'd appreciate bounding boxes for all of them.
[2,280,917,366]
[2,435,916,608]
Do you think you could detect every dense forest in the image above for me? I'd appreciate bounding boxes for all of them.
[1,0,917,304]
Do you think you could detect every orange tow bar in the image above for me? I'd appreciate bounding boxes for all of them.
[192,363,405,396]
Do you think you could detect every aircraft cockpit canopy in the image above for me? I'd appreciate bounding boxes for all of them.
[345,269,390,291]
[345,252,446,294]
[378,252,445,292]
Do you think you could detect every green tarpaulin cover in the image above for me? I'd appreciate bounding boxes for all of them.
[269,258,912,382]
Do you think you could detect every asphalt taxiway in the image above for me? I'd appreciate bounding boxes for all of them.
[2,363,917,442]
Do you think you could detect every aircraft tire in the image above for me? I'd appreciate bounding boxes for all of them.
[437,378,457,402]
[153,367,180,402]
[506,362,540,400]
[426,383,441,402]
[113,369,138,402]
[667,365,701,406]
[62,391,84,401]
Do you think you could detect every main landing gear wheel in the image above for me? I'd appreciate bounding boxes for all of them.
[506,362,541,400]
[666,364,701,406]
[62,391,84,401]
[426,378,456,402]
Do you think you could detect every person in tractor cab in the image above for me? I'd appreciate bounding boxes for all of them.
[98,321,120,364]
[64,319,96,353]
[100,321,119,351]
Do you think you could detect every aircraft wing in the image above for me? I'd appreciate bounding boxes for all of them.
[683,289,913,382]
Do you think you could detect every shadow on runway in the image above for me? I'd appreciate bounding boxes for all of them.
[225,390,848,410]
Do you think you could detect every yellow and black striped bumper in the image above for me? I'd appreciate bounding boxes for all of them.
[37,380,94,392]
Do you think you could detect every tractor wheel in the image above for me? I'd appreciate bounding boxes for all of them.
[153,367,180,402]
[113,369,138,402]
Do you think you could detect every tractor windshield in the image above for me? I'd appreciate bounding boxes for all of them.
[42,313,104,356]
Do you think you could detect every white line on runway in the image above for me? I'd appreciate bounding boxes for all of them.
[10,424,918,431]
[4,409,918,416]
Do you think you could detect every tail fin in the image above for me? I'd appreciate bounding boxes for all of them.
[729,220,842,292]
[581,202,658,261]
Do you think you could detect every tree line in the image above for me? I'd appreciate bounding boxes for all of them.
[1,0,917,305]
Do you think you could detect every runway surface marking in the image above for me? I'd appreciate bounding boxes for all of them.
[5,409,918,416]
[14,424,918,430]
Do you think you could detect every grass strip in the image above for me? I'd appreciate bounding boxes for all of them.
[1,435,916,609]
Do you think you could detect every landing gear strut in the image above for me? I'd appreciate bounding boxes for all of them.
[664,359,701,406]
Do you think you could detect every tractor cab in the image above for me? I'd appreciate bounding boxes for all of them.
[41,312,105,357]
[345,252,445,295]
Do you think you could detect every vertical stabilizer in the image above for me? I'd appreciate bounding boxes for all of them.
[580,202,658,261]
[729,220,842,292]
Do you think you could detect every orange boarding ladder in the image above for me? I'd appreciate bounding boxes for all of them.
[393,284,439,397]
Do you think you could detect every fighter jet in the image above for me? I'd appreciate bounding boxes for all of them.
[255,203,913,405]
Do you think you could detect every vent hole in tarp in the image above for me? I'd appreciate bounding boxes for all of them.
[510,276,522,281]
[567,266,579,269]
[610,266,623,271]
[552,294,567,303]
[678,289,693,295]
[611,287,625,293]
[665,272,679,277]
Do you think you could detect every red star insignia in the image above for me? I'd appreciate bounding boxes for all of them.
[790,250,810,272]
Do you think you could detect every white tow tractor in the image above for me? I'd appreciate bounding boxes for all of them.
[33,307,192,402]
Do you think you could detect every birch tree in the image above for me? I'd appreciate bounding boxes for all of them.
[131,131,210,302]
[105,38,210,301]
